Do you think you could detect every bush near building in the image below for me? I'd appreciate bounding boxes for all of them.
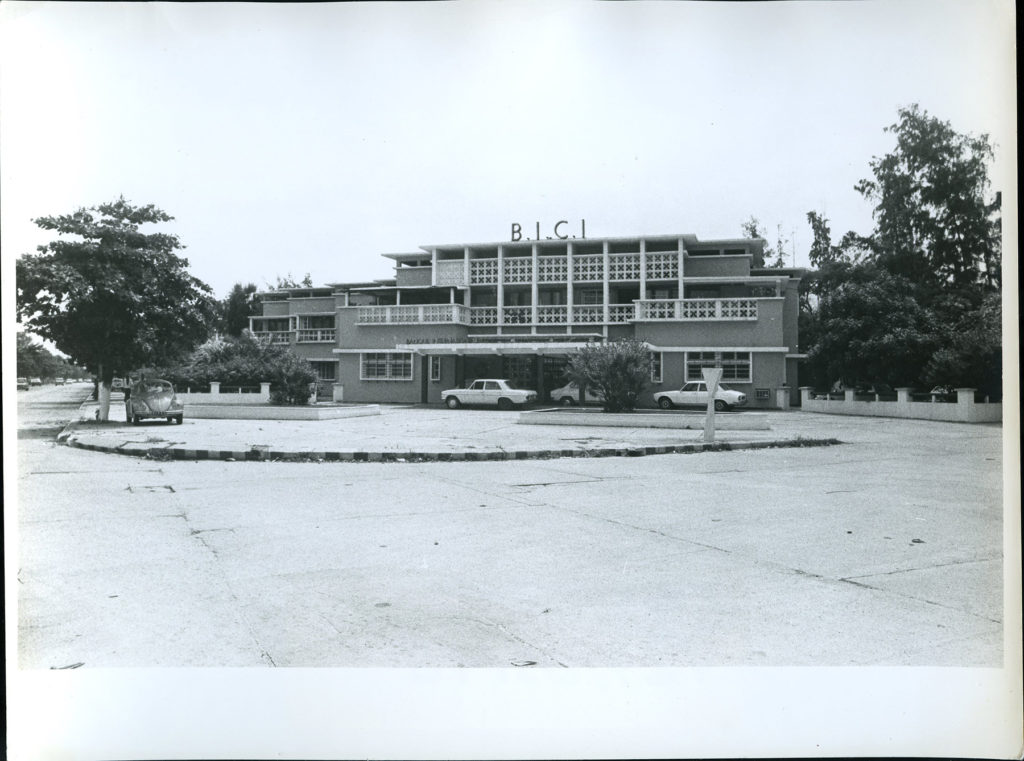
[158,332,317,405]
[566,338,653,413]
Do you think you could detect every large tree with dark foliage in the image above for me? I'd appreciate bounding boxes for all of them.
[218,282,259,337]
[16,198,216,419]
[801,106,1002,396]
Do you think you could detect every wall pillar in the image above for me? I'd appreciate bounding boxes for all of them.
[956,388,976,422]
[844,389,856,402]
[210,381,221,395]
[799,386,814,405]
[896,387,912,404]
[566,241,574,327]
[260,382,271,402]
[496,245,505,333]
[531,243,539,333]
[639,238,647,300]
[775,386,790,410]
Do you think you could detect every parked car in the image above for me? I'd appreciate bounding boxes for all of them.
[54,377,65,385]
[549,381,603,405]
[125,379,184,424]
[17,377,30,390]
[29,377,42,386]
[442,379,537,410]
[653,381,747,411]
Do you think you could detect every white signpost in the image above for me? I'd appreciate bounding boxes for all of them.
[701,366,724,443]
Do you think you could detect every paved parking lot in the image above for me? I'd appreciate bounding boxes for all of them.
[16,391,1007,668]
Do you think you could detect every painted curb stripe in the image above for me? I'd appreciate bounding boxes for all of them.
[62,437,840,462]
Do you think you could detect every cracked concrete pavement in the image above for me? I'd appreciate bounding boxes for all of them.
[14,386,1006,667]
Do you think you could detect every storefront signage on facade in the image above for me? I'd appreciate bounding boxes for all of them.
[510,219,586,242]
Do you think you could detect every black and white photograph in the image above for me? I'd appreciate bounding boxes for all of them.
[2,1,1019,758]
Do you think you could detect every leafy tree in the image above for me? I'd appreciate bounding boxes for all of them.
[158,332,317,405]
[16,197,217,419]
[566,338,652,413]
[801,106,1002,395]
[741,216,789,268]
[855,104,1001,290]
[806,264,938,388]
[218,282,259,337]
[268,273,313,289]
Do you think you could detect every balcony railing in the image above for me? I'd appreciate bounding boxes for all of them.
[352,300,759,327]
[635,298,758,321]
[254,331,292,344]
[296,329,336,343]
[470,307,498,325]
[502,305,532,324]
[435,259,466,286]
[357,304,468,325]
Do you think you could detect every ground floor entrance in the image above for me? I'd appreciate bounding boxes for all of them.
[458,355,570,403]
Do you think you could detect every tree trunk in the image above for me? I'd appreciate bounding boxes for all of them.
[97,361,111,421]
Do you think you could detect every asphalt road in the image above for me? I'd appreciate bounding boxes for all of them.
[12,383,1005,668]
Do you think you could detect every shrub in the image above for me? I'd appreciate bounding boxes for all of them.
[157,332,317,405]
[566,338,652,413]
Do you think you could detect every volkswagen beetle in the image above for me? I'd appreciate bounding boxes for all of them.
[126,379,184,424]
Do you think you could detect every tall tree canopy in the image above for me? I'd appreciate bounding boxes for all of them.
[801,106,1002,396]
[16,197,216,418]
[855,104,1001,291]
[218,282,259,337]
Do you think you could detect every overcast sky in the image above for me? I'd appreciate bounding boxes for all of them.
[1,0,1016,298]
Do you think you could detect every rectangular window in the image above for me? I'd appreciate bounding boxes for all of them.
[649,352,662,383]
[686,351,751,382]
[430,356,441,382]
[309,361,336,382]
[755,388,770,400]
[360,352,414,381]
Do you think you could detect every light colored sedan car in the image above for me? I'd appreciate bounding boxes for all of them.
[549,381,603,405]
[653,381,747,411]
[126,379,184,424]
[442,379,537,410]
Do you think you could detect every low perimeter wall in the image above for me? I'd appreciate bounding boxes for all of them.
[519,409,770,430]
[187,404,380,421]
[176,381,273,405]
[799,387,1001,424]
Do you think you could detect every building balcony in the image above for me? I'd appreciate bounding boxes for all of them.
[254,331,292,345]
[353,299,761,326]
[296,329,337,343]
[357,304,470,325]
[635,298,758,321]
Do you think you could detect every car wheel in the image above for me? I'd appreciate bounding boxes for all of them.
[714,400,727,412]
[559,396,574,406]
[658,397,674,410]
[445,396,461,409]
[176,415,183,424]
[497,397,513,411]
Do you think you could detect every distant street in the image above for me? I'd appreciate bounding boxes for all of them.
[14,386,1004,667]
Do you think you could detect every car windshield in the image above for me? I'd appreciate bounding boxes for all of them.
[138,381,173,393]
[717,383,733,391]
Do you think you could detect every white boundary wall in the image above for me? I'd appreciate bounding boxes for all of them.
[799,387,1002,423]
[176,381,272,405]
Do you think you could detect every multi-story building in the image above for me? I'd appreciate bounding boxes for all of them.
[250,232,806,407]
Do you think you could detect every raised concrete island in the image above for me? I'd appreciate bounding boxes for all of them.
[186,404,381,421]
[518,408,769,430]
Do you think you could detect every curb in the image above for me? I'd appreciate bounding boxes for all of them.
[61,434,842,463]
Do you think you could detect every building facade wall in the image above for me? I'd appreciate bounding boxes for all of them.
[255,232,805,408]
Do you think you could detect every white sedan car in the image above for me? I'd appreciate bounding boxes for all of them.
[549,382,603,405]
[442,379,537,410]
[653,381,747,411]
